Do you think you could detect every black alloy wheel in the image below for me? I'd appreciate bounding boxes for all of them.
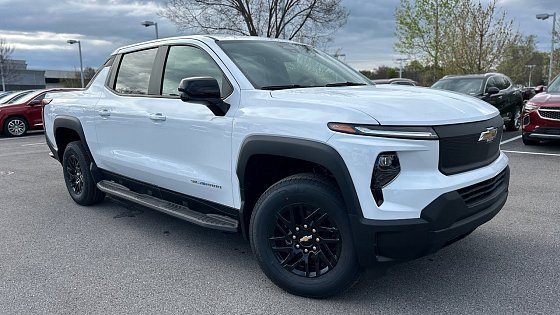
[506,107,522,131]
[269,203,341,278]
[250,173,359,298]
[66,154,84,195]
[62,141,105,205]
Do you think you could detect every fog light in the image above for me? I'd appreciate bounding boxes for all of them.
[371,152,401,206]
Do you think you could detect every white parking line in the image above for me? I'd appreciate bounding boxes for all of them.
[500,135,521,145]
[21,142,45,147]
[502,150,560,157]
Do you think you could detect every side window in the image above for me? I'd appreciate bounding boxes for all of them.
[115,48,158,95]
[486,77,497,92]
[162,45,233,97]
[499,76,511,90]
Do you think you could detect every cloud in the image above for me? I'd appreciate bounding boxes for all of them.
[0,0,556,71]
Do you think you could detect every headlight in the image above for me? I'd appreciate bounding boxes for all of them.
[524,102,539,111]
[328,122,438,140]
[371,152,400,206]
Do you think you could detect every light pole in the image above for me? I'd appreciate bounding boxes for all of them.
[67,39,84,88]
[141,20,159,39]
[526,64,536,86]
[396,58,408,78]
[536,12,556,85]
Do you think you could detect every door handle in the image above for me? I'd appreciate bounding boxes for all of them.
[98,109,111,117]
[149,113,166,121]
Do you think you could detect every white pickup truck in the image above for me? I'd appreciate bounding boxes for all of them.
[44,35,509,298]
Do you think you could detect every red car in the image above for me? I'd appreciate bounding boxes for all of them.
[522,75,560,145]
[0,89,75,137]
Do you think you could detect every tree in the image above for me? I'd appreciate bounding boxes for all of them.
[61,67,96,88]
[446,0,519,74]
[0,38,18,92]
[160,0,348,45]
[395,0,459,81]
[497,35,544,85]
[395,0,519,78]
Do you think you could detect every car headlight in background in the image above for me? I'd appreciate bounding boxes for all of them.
[524,102,540,111]
[328,123,438,140]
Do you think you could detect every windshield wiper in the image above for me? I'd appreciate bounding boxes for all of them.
[325,81,367,87]
[260,84,319,90]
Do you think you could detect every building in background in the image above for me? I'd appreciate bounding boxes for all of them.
[1,60,45,91]
[0,59,82,91]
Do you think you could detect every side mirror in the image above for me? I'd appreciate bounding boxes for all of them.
[486,87,500,95]
[28,99,42,106]
[178,77,230,116]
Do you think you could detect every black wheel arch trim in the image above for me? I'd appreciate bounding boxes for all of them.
[236,135,363,237]
[51,116,103,183]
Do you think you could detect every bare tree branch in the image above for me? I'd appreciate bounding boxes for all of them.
[160,0,347,45]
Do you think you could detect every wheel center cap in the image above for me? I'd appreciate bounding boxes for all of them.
[299,234,313,243]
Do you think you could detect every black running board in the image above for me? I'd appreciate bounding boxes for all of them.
[97,180,238,232]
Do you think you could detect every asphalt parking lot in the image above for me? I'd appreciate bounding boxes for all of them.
[1,131,559,314]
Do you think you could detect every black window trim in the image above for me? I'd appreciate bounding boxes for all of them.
[105,44,235,100]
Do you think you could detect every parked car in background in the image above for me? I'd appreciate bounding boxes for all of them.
[522,75,560,145]
[431,73,524,131]
[0,90,34,105]
[0,91,12,98]
[519,86,536,102]
[372,78,418,86]
[0,89,75,137]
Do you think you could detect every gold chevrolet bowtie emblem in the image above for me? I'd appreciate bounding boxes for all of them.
[299,235,313,242]
[478,127,498,143]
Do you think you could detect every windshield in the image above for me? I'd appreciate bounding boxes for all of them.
[431,78,484,95]
[0,91,32,104]
[218,40,371,90]
[548,76,560,93]
[9,91,41,104]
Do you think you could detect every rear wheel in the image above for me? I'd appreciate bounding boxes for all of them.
[62,141,105,205]
[250,173,360,298]
[3,117,28,137]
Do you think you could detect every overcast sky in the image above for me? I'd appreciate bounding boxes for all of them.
[0,0,557,71]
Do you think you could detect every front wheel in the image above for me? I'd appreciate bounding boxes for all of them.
[62,141,105,205]
[505,107,521,131]
[250,173,360,298]
[3,117,28,137]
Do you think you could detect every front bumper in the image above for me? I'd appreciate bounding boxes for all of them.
[351,166,509,267]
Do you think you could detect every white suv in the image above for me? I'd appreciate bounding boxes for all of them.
[44,36,509,298]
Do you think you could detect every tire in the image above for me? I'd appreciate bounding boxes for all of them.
[3,117,28,137]
[250,173,360,298]
[522,134,539,145]
[62,141,105,205]
[505,107,521,131]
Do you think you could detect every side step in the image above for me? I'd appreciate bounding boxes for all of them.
[97,180,238,232]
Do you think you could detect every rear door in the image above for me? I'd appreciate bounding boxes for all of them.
[94,47,161,181]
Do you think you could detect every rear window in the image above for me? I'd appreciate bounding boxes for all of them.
[114,48,157,95]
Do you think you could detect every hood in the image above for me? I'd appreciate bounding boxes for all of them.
[529,92,560,107]
[270,85,498,125]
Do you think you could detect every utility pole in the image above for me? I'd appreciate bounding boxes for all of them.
[525,65,536,87]
[396,58,408,78]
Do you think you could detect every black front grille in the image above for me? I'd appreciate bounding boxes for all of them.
[458,170,507,208]
[434,115,503,175]
[539,109,560,120]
